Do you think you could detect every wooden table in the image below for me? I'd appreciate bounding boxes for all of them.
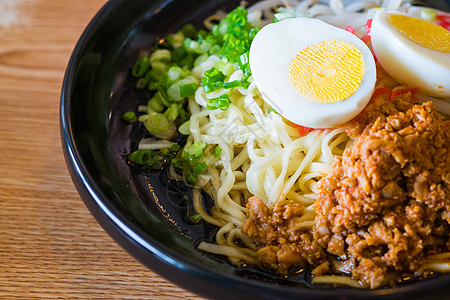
[0,1,201,298]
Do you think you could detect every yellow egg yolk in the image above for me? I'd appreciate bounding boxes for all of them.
[288,40,365,104]
[388,14,450,53]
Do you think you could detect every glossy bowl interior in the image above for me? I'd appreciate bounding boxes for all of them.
[61,0,450,299]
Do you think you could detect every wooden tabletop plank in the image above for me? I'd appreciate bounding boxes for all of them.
[0,0,203,298]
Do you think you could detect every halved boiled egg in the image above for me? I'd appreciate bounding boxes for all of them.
[371,10,450,97]
[249,17,376,128]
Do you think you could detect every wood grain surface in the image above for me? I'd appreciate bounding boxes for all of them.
[0,0,203,298]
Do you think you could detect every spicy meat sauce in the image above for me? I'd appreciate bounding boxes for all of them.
[243,95,450,288]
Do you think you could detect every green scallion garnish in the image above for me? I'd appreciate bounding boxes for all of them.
[123,111,137,123]
[214,146,222,157]
[179,82,197,98]
[188,213,203,223]
[132,56,150,77]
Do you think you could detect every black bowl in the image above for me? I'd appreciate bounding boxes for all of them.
[60,0,450,299]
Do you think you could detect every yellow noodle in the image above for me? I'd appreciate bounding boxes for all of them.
[198,242,258,264]
[418,262,450,275]
[312,275,364,288]
[192,188,223,227]
[424,252,450,261]
[292,220,315,231]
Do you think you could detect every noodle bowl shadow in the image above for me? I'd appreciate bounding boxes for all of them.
[60,0,450,299]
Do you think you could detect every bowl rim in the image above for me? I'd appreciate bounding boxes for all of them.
[60,0,450,299]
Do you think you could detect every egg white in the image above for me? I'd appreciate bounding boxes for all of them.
[371,10,450,97]
[249,17,376,128]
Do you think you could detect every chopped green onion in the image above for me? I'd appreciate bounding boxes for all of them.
[127,7,261,179]
[186,142,207,157]
[145,69,162,82]
[193,161,208,174]
[151,61,167,75]
[166,31,185,48]
[136,78,148,89]
[222,80,241,89]
[177,106,187,122]
[179,53,194,68]
[150,49,171,63]
[128,149,156,165]
[144,112,170,133]
[179,82,197,98]
[172,47,186,63]
[268,108,280,115]
[206,94,231,111]
[209,44,220,55]
[201,67,227,93]
[164,104,178,121]
[184,38,200,53]
[172,157,186,169]
[214,146,222,157]
[147,81,159,91]
[241,77,251,89]
[156,89,172,107]
[128,143,181,169]
[194,53,208,67]
[168,66,182,82]
[198,29,208,38]
[169,144,181,152]
[204,67,226,83]
[168,76,198,101]
[421,8,437,22]
[123,111,137,123]
[179,120,190,135]
[138,115,148,122]
[132,56,150,77]
[187,173,197,184]
[181,24,197,39]
[199,40,212,53]
[180,68,191,78]
[148,93,165,113]
[273,8,299,22]
[238,52,249,68]
[188,213,202,223]
[184,38,211,55]
[215,61,235,77]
